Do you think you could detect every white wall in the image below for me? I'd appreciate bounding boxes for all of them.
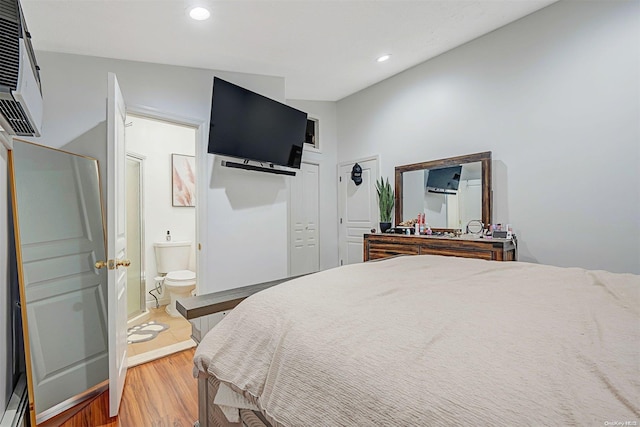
[125,115,196,306]
[337,0,640,274]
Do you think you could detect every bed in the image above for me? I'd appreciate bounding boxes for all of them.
[193,255,640,426]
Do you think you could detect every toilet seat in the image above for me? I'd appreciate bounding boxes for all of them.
[164,269,196,287]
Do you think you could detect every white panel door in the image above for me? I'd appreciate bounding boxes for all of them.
[107,72,129,417]
[10,141,109,424]
[338,158,379,265]
[290,162,320,276]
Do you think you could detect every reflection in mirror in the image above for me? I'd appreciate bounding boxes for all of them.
[9,140,109,424]
[402,162,482,229]
[395,152,491,231]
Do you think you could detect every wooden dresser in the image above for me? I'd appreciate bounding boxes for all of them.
[363,233,517,262]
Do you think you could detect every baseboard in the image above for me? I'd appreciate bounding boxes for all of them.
[127,339,196,368]
[146,298,170,309]
[0,375,27,427]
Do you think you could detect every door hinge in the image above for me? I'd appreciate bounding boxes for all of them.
[340,260,343,266]
[339,176,342,182]
[340,218,343,224]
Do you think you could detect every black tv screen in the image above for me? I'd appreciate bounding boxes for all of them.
[426,165,462,193]
[208,77,307,169]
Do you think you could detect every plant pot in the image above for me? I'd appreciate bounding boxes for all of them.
[379,222,392,233]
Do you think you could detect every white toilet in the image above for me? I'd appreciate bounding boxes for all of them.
[153,241,196,317]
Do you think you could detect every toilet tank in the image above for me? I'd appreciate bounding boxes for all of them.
[154,241,191,274]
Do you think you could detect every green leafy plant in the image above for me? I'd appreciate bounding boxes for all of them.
[375,177,395,223]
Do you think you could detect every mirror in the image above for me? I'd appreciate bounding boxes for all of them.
[9,140,109,424]
[395,152,492,231]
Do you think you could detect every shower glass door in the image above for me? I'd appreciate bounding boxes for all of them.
[126,155,145,318]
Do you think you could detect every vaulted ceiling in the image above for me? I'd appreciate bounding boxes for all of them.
[21,0,557,101]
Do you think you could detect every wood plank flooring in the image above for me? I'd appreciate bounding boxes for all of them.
[56,348,197,427]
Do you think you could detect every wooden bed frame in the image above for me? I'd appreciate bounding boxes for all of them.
[177,275,306,427]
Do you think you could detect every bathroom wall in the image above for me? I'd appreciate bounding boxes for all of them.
[125,115,196,307]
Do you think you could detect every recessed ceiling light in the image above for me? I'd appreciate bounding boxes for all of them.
[189,6,211,21]
[377,54,391,63]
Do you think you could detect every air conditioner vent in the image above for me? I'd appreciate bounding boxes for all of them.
[0,98,35,135]
[0,0,42,137]
[0,0,18,21]
[0,19,19,89]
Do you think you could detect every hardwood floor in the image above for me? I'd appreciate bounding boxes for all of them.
[56,349,197,427]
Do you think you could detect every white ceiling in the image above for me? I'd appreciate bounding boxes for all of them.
[20,0,557,101]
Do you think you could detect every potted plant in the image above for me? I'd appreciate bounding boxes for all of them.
[375,176,395,233]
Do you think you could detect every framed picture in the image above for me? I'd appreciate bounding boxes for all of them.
[172,154,196,207]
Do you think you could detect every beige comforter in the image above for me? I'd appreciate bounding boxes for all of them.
[194,255,640,426]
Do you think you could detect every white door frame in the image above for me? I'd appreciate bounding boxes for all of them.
[337,155,380,265]
[125,105,208,296]
[288,160,321,276]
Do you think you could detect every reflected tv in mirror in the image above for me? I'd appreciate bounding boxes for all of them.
[426,165,462,194]
[208,77,307,169]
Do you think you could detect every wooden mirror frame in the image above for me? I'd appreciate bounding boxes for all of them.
[394,151,492,231]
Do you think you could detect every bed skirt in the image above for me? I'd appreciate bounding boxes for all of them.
[201,375,272,427]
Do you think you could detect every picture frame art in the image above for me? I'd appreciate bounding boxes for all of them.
[172,154,196,207]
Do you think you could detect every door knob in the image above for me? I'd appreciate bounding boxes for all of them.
[95,260,108,269]
[116,259,131,268]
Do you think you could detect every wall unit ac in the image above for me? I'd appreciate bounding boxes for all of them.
[0,0,42,137]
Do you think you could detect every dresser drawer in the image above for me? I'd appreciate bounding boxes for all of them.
[363,233,517,262]
[368,243,420,260]
[419,244,493,260]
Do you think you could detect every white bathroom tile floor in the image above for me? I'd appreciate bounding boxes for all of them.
[127,305,195,366]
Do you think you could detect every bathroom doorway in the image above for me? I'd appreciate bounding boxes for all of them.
[124,113,198,366]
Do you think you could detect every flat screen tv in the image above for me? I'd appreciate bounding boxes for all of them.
[208,77,308,169]
[426,165,462,194]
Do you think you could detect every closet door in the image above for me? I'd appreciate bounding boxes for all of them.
[290,161,320,275]
[338,157,379,265]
